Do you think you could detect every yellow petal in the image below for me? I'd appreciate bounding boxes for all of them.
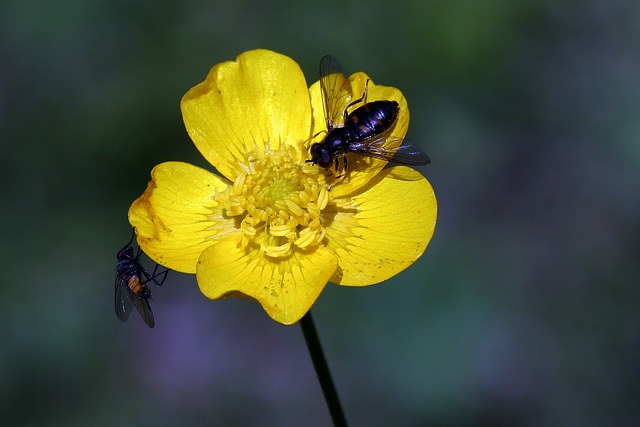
[308,71,410,198]
[129,161,235,273]
[196,238,338,324]
[324,166,437,286]
[181,49,313,181]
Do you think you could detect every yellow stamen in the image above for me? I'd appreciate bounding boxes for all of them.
[214,145,332,258]
[285,199,304,217]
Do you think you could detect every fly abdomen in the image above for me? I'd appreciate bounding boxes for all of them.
[127,276,151,298]
[346,100,399,140]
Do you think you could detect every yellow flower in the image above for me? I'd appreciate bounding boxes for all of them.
[129,49,437,324]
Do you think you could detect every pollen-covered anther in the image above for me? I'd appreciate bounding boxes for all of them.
[232,173,247,196]
[285,199,304,217]
[298,191,311,206]
[241,218,258,236]
[309,218,321,229]
[317,187,329,210]
[261,241,291,257]
[216,189,245,216]
[294,226,324,249]
[306,202,321,219]
[269,223,294,237]
[278,210,290,221]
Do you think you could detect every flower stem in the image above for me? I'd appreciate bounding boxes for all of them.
[300,311,348,427]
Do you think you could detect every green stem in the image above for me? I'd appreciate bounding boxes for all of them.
[300,311,348,427]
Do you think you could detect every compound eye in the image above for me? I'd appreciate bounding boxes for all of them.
[320,152,332,168]
[311,144,332,168]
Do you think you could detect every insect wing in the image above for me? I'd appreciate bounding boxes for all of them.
[114,275,133,322]
[319,55,352,129]
[114,268,156,328]
[386,139,431,165]
[351,136,431,166]
[129,290,155,328]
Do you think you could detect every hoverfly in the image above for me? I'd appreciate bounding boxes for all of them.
[308,55,430,174]
[114,231,168,328]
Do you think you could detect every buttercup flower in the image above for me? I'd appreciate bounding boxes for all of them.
[129,49,437,324]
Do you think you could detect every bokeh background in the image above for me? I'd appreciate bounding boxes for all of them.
[2,0,639,425]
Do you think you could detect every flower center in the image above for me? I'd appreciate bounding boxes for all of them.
[215,145,330,258]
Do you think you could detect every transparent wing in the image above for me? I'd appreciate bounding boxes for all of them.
[115,274,155,328]
[130,292,155,328]
[114,276,133,322]
[350,136,431,166]
[319,55,352,130]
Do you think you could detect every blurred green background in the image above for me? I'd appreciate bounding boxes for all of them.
[2,0,639,425]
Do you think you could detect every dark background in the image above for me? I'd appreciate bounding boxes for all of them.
[2,0,639,425]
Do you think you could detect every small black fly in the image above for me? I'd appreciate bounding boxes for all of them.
[114,230,168,328]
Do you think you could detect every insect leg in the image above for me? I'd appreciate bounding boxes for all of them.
[343,79,371,121]
[148,263,169,286]
[311,129,327,139]
[329,159,347,190]
[332,156,347,180]
[126,228,136,246]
